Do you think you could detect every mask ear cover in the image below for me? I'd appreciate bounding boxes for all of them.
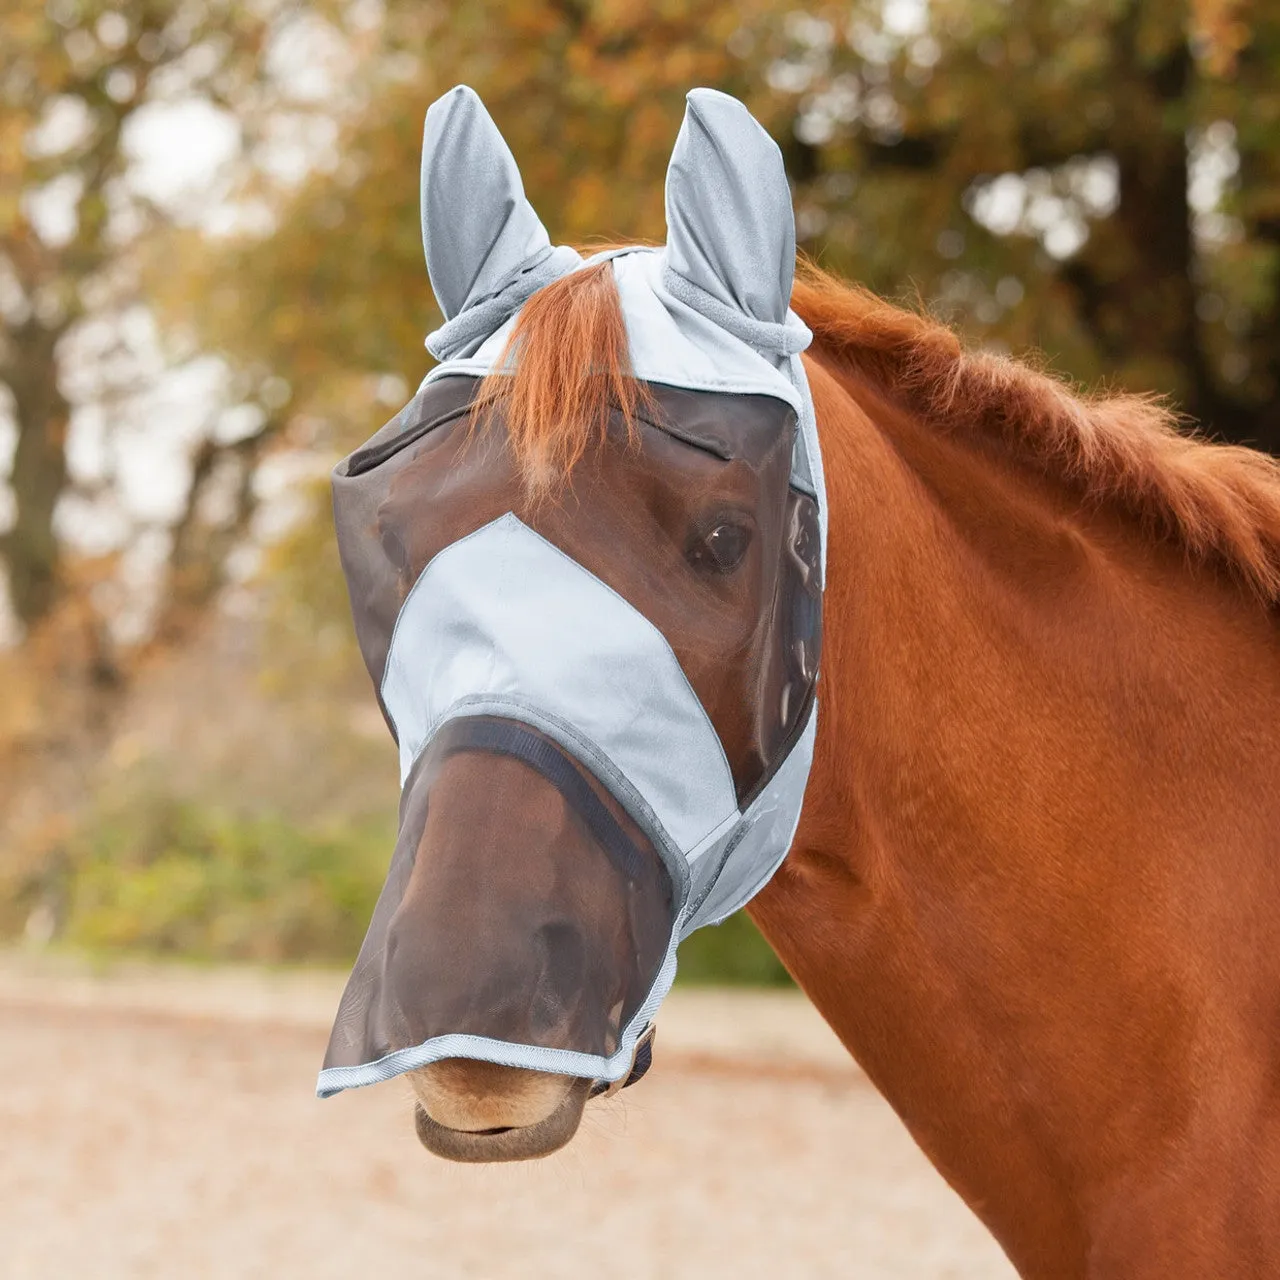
[420,86,581,362]
[661,89,809,360]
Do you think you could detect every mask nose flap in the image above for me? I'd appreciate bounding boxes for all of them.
[320,716,675,1092]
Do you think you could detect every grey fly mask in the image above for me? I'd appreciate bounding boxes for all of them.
[318,85,826,1099]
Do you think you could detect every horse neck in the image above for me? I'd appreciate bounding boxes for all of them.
[751,354,1280,1278]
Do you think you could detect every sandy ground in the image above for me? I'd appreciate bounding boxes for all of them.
[0,956,1016,1279]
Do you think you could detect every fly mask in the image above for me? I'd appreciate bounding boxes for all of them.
[318,86,826,1099]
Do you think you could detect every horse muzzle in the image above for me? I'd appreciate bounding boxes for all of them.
[413,1075,592,1163]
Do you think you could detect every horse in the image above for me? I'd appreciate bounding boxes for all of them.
[330,89,1280,1279]
[753,267,1280,1278]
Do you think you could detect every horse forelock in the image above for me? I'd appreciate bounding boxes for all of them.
[475,260,653,497]
[790,260,1280,606]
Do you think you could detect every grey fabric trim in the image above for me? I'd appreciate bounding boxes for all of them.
[426,244,582,361]
[661,264,811,357]
[380,513,739,855]
[789,445,817,500]
[790,426,815,494]
[681,700,819,933]
[788,354,828,584]
[681,816,750,923]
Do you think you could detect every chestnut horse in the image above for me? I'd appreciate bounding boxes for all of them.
[411,258,1280,1279]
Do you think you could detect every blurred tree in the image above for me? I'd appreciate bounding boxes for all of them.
[0,0,300,643]
[163,0,798,702]
[173,0,795,449]
[781,0,1280,453]
[182,0,1280,508]
[0,0,345,889]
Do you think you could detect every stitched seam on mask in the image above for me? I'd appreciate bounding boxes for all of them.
[460,242,556,311]
[426,244,581,360]
[343,400,477,477]
[316,931,681,1099]
[682,819,751,925]
[437,717,650,881]
[319,1036,634,1096]
[423,693,691,908]
[787,356,828,585]
[685,702,819,933]
[424,361,803,411]
[630,395,797,464]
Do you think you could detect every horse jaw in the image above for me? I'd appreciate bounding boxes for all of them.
[409,1060,588,1162]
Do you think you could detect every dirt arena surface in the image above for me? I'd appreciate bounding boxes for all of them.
[0,956,1015,1279]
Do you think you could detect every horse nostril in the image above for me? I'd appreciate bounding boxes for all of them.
[539,920,587,976]
[380,525,410,575]
[529,920,587,1038]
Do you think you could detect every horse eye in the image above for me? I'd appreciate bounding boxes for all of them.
[688,522,751,575]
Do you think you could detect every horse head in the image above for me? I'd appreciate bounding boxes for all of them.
[319,86,823,1161]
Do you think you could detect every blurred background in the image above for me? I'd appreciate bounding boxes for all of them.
[2,0,1277,970]
[2,3,1274,1276]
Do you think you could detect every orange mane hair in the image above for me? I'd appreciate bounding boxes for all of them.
[791,259,1280,604]
[478,253,1280,603]
[476,261,652,494]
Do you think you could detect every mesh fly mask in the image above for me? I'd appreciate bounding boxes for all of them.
[318,86,826,1099]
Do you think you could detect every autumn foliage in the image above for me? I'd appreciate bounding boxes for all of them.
[4,0,1280,963]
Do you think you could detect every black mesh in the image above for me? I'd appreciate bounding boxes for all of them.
[332,377,822,798]
[322,717,675,1071]
[325,376,822,1078]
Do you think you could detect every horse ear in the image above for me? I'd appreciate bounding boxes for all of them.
[663,89,796,328]
[420,86,552,321]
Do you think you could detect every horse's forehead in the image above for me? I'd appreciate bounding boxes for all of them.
[628,383,798,467]
[380,374,798,473]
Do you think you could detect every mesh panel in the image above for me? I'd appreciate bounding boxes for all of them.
[326,376,821,1084]
[333,378,821,799]
[323,716,674,1071]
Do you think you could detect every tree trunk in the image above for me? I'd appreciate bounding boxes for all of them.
[1230,15,1280,457]
[1062,18,1280,455]
[2,322,70,629]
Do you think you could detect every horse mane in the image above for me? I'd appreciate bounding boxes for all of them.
[476,261,651,494]
[791,260,1280,605]
[479,252,1280,604]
